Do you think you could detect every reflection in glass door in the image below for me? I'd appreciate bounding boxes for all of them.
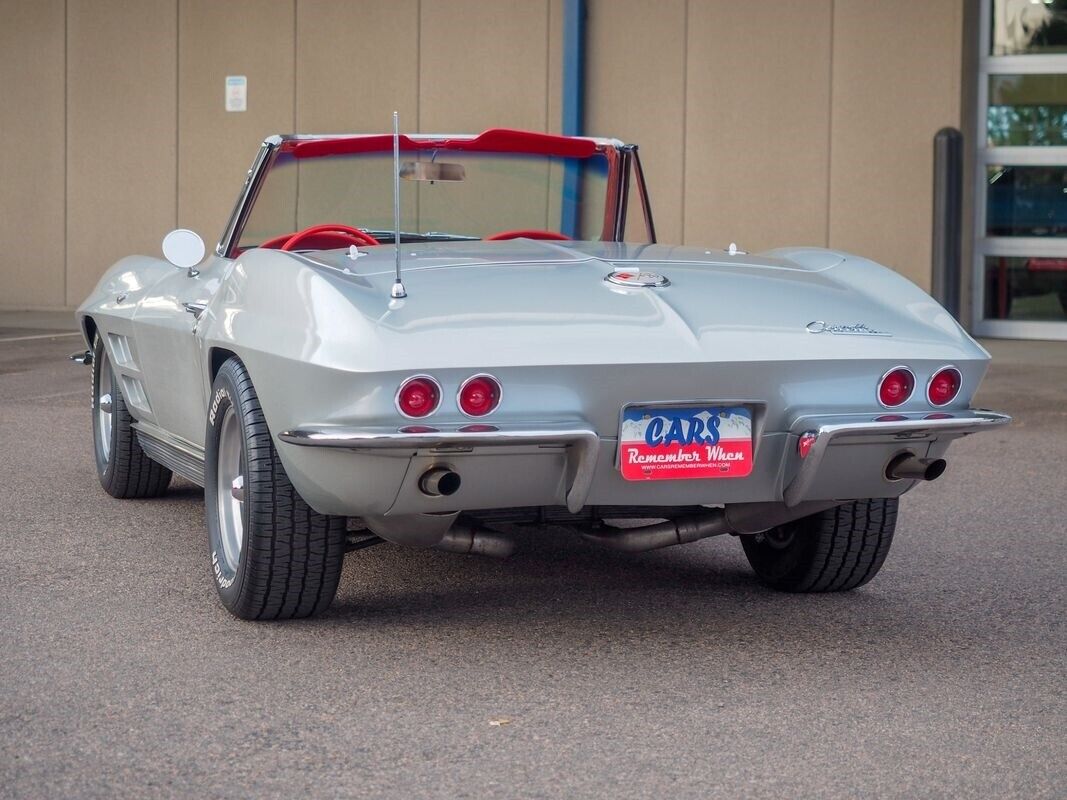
[976,0,1067,339]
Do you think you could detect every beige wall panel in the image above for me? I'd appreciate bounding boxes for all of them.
[419,0,550,132]
[829,0,964,291]
[419,0,553,234]
[585,0,685,244]
[0,0,65,309]
[684,1,832,251]
[547,0,563,134]
[66,0,177,307]
[295,0,418,132]
[178,0,295,245]
[545,0,564,228]
[294,0,419,233]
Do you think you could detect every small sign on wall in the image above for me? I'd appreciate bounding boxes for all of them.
[225,76,247,112]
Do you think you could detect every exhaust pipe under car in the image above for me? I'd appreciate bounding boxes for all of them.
[580,500,842,554]
[419,467,462,497]
[885,453,947,482]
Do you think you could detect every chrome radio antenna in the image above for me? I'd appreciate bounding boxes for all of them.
[390,111,407,299]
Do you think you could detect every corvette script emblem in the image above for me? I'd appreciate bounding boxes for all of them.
[605,270,670,288]
[806,321,891,337]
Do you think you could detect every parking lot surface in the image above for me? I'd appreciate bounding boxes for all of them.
[1,334,1064,799]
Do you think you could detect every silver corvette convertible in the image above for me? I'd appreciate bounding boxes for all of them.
[75,126,1009,620]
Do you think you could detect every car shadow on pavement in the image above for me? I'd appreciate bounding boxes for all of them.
[296,527,978,659]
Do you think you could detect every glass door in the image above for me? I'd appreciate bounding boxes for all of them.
[976,0,1067,339]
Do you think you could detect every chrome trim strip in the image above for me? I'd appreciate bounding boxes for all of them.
[631,146,657,243]
[133,422,206,486]
[782,409,1010,507]
[216,138,281,258]
[277,422,599,513]
[926,365,963,407]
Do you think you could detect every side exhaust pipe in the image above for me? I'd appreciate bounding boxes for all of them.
[885,453,947,482]
[581,501,841,554]
[419,467,461,497]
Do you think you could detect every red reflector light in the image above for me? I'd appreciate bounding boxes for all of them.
[396,376,441,418]
[878,367,915,408]
[927,367,961,407]
[458,374,501,417]
[797,431,818,459]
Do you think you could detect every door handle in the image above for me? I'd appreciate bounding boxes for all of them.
[183,301,208,319]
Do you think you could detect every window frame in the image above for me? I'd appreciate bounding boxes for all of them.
[974,0,1067,339]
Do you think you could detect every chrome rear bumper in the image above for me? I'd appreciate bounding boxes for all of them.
[279,421,599,513]
[278,409,1010,515]
[783,409,1010,506]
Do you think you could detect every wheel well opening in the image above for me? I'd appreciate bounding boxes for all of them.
[209,348,238,381]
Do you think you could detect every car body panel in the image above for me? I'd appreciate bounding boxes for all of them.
[76,131,1008,545]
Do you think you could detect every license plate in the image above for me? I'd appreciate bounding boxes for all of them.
[619,405,754,481]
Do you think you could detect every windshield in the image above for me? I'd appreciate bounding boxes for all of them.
[237,148,622,250]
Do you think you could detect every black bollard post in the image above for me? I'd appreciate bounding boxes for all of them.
[932,127,963,320]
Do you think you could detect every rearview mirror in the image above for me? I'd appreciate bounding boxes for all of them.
[400,161,465,182]
[162,229,206,276]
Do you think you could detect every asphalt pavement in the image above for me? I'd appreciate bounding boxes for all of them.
[1,333,1064,799]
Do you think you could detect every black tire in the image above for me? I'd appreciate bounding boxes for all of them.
[204,357,346,620]
[740,498,897,592]
[91,336,172,498]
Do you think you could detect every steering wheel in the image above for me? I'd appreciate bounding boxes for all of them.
[276,224,380,251]
[485,229,572,241]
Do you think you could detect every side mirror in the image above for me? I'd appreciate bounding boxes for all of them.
[162,229,206,276]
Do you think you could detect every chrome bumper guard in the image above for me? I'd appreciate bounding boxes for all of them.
[278,421,599,513]
[783,409,1010,506]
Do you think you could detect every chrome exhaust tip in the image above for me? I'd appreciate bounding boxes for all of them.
[419,467,461,497]
[886,453,947,482]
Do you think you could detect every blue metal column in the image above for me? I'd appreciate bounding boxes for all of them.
[560,0,586,238]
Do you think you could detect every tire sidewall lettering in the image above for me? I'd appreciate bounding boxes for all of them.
[209,386,231,427]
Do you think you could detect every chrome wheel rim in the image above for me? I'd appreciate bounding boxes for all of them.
[96,350,114,464]
[215,406,245,576]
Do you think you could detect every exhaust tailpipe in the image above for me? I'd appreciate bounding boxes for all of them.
[419,467,461,497]
[580,501,841,554]
[885,453,947,482]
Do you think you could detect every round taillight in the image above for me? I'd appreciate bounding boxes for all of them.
[396,376,441,418]
[878,367,915,408]
[458,374,501,417]
[927,367,961,407]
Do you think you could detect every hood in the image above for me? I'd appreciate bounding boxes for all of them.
[258,240,985,370]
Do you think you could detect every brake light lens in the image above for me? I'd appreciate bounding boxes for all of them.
[458,375,501,417]
[396,376,441,418]
[878,367,915,407]
[927,367,961,407]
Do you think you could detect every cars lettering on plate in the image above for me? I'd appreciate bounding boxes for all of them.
[620,406,753,481]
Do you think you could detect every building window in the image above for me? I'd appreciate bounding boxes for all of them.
[976,0,1067,339]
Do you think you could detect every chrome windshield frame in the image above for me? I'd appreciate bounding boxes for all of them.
[216,135,282,258]
[217,132,654,254]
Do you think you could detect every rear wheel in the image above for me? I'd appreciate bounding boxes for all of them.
[740,498,897,592]
[204,357,346,620]
[91,336,171,498]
